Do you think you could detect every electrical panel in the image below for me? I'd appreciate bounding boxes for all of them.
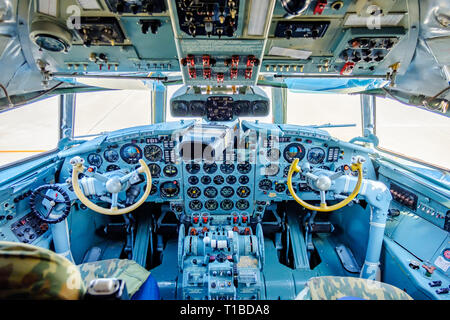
[175,0,240,38]
[332,27,405,74]
[75,17,127,46]
[274,21,330,39]
[179,53,260,86]
[10,212,49,244]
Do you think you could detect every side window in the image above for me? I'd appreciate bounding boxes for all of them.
[74,90,152,138]
[375,97,450,170]
[0,96,60,167]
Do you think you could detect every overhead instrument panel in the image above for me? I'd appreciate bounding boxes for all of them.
[174,0,241,38]
[104,0,167,14]
[168,0,277,86]
[24,0,415,82]
[263,0,411,76]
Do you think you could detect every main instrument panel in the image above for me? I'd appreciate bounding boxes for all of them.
[59,120,376,220]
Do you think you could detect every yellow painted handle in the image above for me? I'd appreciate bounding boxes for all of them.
[286,158,363,212]
[71,159,152,216]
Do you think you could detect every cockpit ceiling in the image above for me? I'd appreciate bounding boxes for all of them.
[0,0,449,103]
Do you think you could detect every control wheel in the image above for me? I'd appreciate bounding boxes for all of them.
[256,223,265,271]
[29,185,71,224]
[178,224,186,272]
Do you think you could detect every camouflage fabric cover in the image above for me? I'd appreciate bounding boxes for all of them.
[0,241,85,300]
[78,259,150,297]
[301,276,413,300]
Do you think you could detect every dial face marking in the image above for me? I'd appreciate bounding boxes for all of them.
[144,145,163,162]
[205,200,218,211]
[120,144,143,164]
[186,162,201,174]
[203,163,218,174]
[283,143,306,163]
[220,163,235,174]
[163,164,178,177]
[237,186,251,198]
[237,162,252,174]
[204,186,218,198]
[236,199,250,210]
[221,199,234,211]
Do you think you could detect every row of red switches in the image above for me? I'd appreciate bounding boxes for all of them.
[183,55,259,68]
[232,215,248,224]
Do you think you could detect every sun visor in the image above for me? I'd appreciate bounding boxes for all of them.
[283,78,390,94]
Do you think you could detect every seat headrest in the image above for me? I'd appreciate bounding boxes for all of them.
[0,241,85,300]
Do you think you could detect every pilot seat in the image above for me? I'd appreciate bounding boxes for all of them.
[0,241,159,300]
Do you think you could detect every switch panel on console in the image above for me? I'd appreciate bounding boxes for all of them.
[10,212,49,244]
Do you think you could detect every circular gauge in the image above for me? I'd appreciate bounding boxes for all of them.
[34,34,69,52]
[275,183,286,193]
[104,149,119,163]
[221,199,234,211]
[187,187,201,199]
[189,200,203,211]
[283,143,306,163]
[283,166,298,177]
[259,179,273,191]
[106,164,120,172]
[203,163,218,174]
[87,153,103,168]
[148,163,161,178]
[205,200,218,211]
[227,176,237,184]
[188,176,199,185]
[237,186,251,198]
[220,163,235,174]
[239,175,249,184]
[160,181,180,198]
[265,164,280,176]
[307,148,326,165]
[237,162,252,174]
[220,186,234,198]
[236,199,250,211]
[266,148,281,162]
[144,145,163,162]
[120,144,143,164]
[149,183,158,196]
[213,175,225,185]
[204,186,218,198]
[163,165,178,177]
[201,176,212,185]
[444,248,450,261]
[186,162,201,174]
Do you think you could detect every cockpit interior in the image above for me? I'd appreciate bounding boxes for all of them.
[0,0,449,302]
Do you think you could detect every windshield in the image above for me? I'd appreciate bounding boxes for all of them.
[286,91,362,141]
[74,89,152,138]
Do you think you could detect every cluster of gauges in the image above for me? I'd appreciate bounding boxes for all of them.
[259,143,326,177]
[171,99,269,120]
[188,199,250,212]
[185,161,252,175]
[185,160,252,212]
